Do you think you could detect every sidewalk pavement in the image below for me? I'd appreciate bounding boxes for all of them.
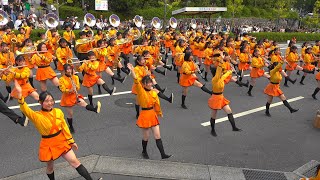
[0,154,318,180]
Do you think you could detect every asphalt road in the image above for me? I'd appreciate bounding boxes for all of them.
[1,44,319,178]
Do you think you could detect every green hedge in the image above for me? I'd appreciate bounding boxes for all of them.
[250,32,320,42]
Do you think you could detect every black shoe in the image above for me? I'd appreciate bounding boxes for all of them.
[160,87,167,94]
[244,80,249,87]
[120,76,127,83]
[290,109,299,113]
[284,84,289,87]
[291,79,297,84]
[17,115,28,127]
[136,114,139,119]
[265,111,271,117]
[181,104,188,109]
[167,65,173,71]
[211,130,217,137]
[312,94,317,100]
[233,127,242,131]
[247,91,252,96]
[296,71,300,75]
[161,154,172,159]
[300,82,304,85]
[169,93,174,103]
[142,152,149,159]
[204,77,208,82]
[109,87,116,95]
[69,126,75,134]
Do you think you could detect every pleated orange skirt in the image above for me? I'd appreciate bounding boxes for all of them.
[264,83,283,96]
[208,94,230,110]
[97,61,107,72]
[316,72,320,81]
[250,68,264,78]
[57,61,66,71]
[179,74,197,87]
[82,74,100,87]
[39,131,72,162]
[136,109,159,128]
[285,62,298,71]
[164,41,172,48]
[36,66,57,81]
[60,93,84,107]
[303,63,315,71]
[239,62,250,71]
[203,58,213,66]
[11,83,36,99]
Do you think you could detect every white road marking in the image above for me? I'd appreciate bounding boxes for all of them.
[8,90,132,110]
[201,96,304,127]
[126,102,133,105]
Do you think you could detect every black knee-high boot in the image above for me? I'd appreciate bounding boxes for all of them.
[176,71,180,83]
[142,140,149,159]
[135,104,140,118]
[210,118,217,136]
[112,74,126,83]
[75,164,93,180]
[181,95,187,109]
[163,65,172,71]
[201,85,212,95]
[312,87,320,100]
[154,84,166,93]
[158,92,173,103]
[303,69,315,74]
[86,103,100,113]
[239,76,243,82]
[102,83,115,95]
[155,68,166,76]
[97,84,102,94]
[121,67,130,75]
[204,72,208,81]
[247,85,254,96]
[117,67,121,76]
[296,70,300,75]
[155,139,171,159]
[265,102,271,117]
[88,95,93,106]
[285,76,297,85]
[53,59,58,70]
[67,118,75,133]
[47,172,55,180]
[300,75,306,85]
[227,113,241,131]
[76,74,83,84]
[282,100,298,113]
[29,77,34,88]
[5,86,11,94]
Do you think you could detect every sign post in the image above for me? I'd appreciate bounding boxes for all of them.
[95,0,108,11]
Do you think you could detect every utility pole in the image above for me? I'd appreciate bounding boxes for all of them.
[164,0,167,29]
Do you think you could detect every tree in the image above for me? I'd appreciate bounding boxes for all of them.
[226,0,244,28]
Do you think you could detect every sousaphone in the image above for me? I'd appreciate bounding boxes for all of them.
[45,13,59,28]
[169,17,177,29]
[190,19,197,29]
[0,10,9,26]
[151,17,161,29]
[109,14,120,27]
[84,13,96,27]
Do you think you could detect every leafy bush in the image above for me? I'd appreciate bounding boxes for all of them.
[250,32,320,42]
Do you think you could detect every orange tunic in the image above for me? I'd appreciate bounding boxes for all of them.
[63,31,76,44]
[56,47,73,71]
[264,62,283,96]
[134,78,162,128]
[0,51,15,67]
[94,48,108,72]
[250,57,265,78]
[286,52,299,71]
[32,52,56,81]
[303,53,315,71]
[18,97,74,162]
[106,45,119,67]
[174,45,185,67]
[11,67,36,99]
[131,65,148,95]
[76,40,92,54]
[208,62,232,110]
[203,48,214,66]
[78,60,100,87]
[16,33,26,46]
[179,61,198,87]
[238,53,250,71]
[59,75,83,107]
[20,46,36,69]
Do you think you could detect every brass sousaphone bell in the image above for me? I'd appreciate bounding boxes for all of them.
[151,17,161,29]
[134,15,142,27]
[190,19,197,29]
[109,14,120,27]
[84,13,96,27]
[0,10,9,26]
[45,13,59,28]
[169,17,177,29]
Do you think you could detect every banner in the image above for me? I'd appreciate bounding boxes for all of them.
[95,0,108,11]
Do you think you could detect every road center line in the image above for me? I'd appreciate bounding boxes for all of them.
[201,96,304,127]
[8,91,132,110]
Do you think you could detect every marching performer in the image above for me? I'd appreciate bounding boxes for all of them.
[0,42,15,96]
[56,38,73,75]
[237,45,252,83]
[14,80,102,180]
[19,38,36,87]
[264,61,298,116]
[247,49,270,96]
[127,62,172,160]
[180,52,212,109]
[78,51,116,106]
[312,70,320,100]
[59,64,101,133]
[284,46,303,87]
[300,47,317,85]
[32,42,59,92]
[63,25,76,47]
[208,53,241,137]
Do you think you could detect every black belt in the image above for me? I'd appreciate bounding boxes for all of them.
[212,92,223,95]
[142,107,153,110]
[42,130,61,138]
[271,82,279,84]
[38,65,50,68]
